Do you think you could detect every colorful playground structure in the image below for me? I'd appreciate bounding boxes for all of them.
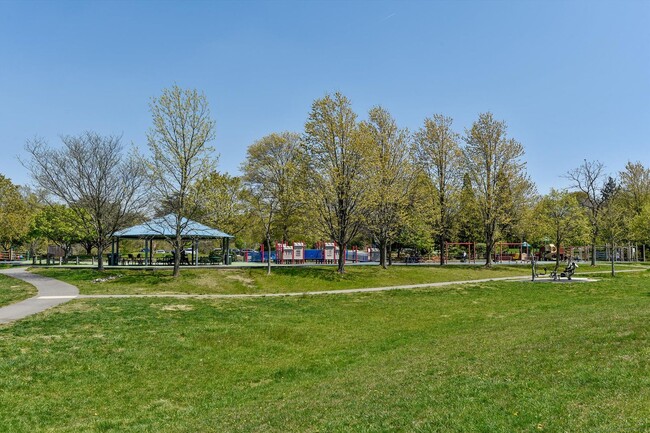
[243,242,377,264]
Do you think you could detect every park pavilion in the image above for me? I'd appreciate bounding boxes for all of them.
[111,215,234,266]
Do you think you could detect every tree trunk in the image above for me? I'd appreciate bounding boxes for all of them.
[337,242,346,274]
[266,236,272,276]
[173,237,181,278]
[484,232,493,267]
[97,246,104,271]
[388,243,393,266]
[611,242,616,277]
[591,239,597,266]
[379,239,387,269]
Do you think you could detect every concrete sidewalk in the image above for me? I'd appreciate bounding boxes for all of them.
[0,267,79,325]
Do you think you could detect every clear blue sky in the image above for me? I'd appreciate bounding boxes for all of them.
[1,0,649,194]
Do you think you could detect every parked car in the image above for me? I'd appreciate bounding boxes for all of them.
[155,249,166,254]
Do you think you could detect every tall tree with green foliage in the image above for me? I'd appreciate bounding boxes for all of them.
[463,112,533,267]
[24,133,147,270]
[305,92,367,274]
[194,171,249,239]
[414,114,462,265]
[455,173,482,244]
[565,159,608,266]
[362,106,413,268]
[536,189,589,275]
[599,177,627,276]
[619,161,650,215]
[0,174,30,253]
[146,85,217,277]
[242,132,304,275]
[30,204,92,262]
[619,161,650,260]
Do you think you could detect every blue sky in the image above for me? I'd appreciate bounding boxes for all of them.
[1,0,649,193]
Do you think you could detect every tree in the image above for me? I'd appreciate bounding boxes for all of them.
[565,160,608,266]
[304,92,367,273]
[456,173,482,244]
[414,114,462,265]
[24,133,147,270]
[619,161,650,215]
[146,85,217,277]
[0,174,30,252]
[194,171,249,238]
[536,189,589,276]
[629,202,650,257]
[241,132,304,275]
[619,161,650,260]
[29,204,93,262]
[599,177,627,276]
[362,106,413,268]
[463,112,533,267]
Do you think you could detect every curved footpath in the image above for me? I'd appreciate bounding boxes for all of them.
[0,267,644,324]
[0,267,79,324]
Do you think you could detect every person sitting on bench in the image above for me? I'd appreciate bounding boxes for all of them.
[561,260,578,280]
[180,250,191,266]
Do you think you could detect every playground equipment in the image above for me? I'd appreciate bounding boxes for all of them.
[294,242,305,264]
[494,242,530,262]
[444,242,477,263]
[368,247,380,262]
[323,242,338,264]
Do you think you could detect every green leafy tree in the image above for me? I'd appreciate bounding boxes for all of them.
[414,114,462,265]
[194,171,249,238]
[0,174,30,252]
[463,112,534,267]
[304,92,367,274]
[242,132,304,275]
[619,161,650,260]
[30,204,92,262]
[455,173,482,244]
[362,106,413,268]
[629,202,650,259]
[536,189,589,275]
[146,85,217,277]
[599,177,627,276]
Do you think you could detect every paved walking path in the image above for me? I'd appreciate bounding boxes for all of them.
[0,266,645,324]
[0,267,79,324]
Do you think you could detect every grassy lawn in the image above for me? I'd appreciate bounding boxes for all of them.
[0,274,37,307]
[1,271,649,432]
[28,263,642,296]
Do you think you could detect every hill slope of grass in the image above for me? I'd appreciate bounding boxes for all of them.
[0,274,36,307]
[1,271,649,432]
[29,264,569,295]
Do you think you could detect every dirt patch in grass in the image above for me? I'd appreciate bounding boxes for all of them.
[224,274,255,287]
[158,304,194,312]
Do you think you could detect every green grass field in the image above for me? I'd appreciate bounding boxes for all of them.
[0,274,37,307]
[29,263,643,296]
[1,269,649,432]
